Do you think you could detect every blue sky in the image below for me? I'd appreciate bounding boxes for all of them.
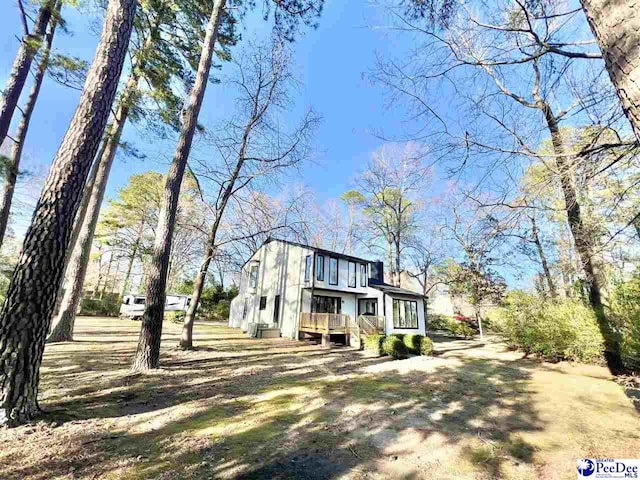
[0,0,416,218]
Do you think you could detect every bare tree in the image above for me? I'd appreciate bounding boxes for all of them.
[0,0,136,426]
[375,0,633,371]
[355,143,430,286]
[180,41,319,349]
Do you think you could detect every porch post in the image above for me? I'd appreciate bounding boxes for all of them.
[322,333,331,347]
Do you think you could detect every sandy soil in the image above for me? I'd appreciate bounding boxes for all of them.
[0,316,638,479]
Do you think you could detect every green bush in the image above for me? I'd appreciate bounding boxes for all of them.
[402,334,423,354]
[427,314,451,330]
[79,295,120,317]
[490,292,604,364]
[419,336,434,355]
[364,334,385,356]
[452,320,476,339]
[383,335,407,359]
[165,311,186,323]
[609,275,640,370]
[214,299,231,320]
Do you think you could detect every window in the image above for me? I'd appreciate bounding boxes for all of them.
[312,295,341,314]
[393,299,418,329]
[329,257,338,285]
[360,264,367,287]
[259,296,267,310]
[134,297,145,305]
[316,255,325,281]
[348,261,356,288]
[250,265,258,288]
[304,255,312,282]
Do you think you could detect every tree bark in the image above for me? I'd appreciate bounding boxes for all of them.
[0,0,136,426]
[0,1,54,147]
[530,215,558,298]
[581,0,640,138]
[0,2,60,250]
[132,0,226,371]
[47,74,138,343]
[541,101,622,372]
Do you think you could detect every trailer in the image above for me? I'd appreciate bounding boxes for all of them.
[120,294,192,320]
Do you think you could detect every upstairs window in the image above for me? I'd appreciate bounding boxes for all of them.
[259,296,267,310]
[304,255,312,282]
[316,255,325,281]
[348,261,356,288]
[360,264,367,287]
[329,257,338,285]
[250,265,258,289]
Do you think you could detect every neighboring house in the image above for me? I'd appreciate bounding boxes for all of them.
[228,238,426,342]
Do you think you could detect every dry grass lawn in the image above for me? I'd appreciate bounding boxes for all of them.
[0,316,638,479]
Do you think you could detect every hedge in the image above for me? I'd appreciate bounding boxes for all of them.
[364,334,385,356]
[383,335,407,359]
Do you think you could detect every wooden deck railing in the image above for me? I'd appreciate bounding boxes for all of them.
[358,315,385,336]
[299,313,386,336]
[300,312,350,333]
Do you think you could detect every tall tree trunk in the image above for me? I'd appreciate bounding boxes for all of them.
[0,1,54,147]
[530,215,557,298]
[100,249,115,300]
[0,3,60,250]
[120,218,145,297]
[0,0,136,426]
[581,0,640,138]
[541,102,622,372]
[48,73,138,343]
[394,237,401,287]
[633,213,640,240]
[132,0,226,371]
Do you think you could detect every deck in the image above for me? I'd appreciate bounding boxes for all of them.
[299,313,385,336]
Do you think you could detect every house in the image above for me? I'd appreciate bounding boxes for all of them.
[228,238,426,344]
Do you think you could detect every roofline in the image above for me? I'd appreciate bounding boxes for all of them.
[369,283,425,298]
[263,237,379,265]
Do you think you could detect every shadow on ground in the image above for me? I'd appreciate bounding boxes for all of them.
[0,318,637,479]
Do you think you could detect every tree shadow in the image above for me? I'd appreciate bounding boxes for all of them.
[1,320,547,479]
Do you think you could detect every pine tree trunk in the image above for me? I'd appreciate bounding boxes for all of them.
[581,0,640,137]
[48,73,137,343]
[0,4,59,250]
[0,1,53,147]
[530,215,558,298]
[132,0,226,371]
[541,102,622,372]
[0,0,136,426]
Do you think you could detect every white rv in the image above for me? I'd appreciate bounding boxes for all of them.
[120,294,192,320]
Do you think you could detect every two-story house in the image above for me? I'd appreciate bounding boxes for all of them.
[228,238,426,343]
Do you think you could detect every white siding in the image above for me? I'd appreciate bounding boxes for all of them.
[228,240,313,339]
[311,255,369,294]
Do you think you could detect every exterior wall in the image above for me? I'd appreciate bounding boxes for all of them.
[228,240,313,339]
[382,292,426,336]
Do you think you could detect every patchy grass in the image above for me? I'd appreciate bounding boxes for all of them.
[0,317,638,479]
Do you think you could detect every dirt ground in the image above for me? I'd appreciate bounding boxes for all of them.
[0,316,639,480]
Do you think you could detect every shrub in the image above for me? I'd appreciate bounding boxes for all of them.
[419,336,433,355]
[79,295,120,317]
[453,321,476,339]
[213,299,231,320]
[490,292,604,364]
[427,313,451,331]
[364,334,385,356]
[382,335,407,359]
[165,311,186,323]
[609,275,640,370]
[403,334,422,354]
